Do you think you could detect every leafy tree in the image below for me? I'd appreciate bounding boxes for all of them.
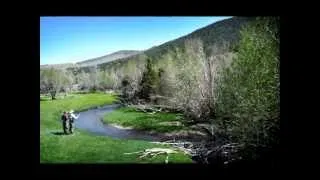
[214,17,280,159]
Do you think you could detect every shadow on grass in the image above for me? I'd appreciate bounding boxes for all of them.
[51,131,67,136]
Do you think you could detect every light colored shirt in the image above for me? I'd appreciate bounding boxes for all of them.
[69,113,79,120]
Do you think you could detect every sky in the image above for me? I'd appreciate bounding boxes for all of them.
[40,16,232,65]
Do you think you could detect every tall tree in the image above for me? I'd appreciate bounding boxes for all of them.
[138,58,158,102]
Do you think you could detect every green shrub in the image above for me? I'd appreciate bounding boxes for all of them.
[214,17,280,156]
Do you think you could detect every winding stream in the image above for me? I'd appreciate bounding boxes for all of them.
[74,104,171,141]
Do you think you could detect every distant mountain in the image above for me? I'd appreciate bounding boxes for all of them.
[40,63,75,69]
[76,50,141,67]
[98,17,255,70]
[40,50,141,70]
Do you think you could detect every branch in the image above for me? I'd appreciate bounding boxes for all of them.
[123,150,144,155]
[124,148,178,163]
[150,141,196,156]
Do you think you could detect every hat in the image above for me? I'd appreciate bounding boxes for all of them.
[69,110,74,113]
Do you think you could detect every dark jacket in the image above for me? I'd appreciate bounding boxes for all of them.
[61,113,68,121]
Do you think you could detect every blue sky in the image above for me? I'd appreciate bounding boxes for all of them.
[40,16,232,65]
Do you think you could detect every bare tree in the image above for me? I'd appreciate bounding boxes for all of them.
[61,69,74,95]
[158,39,231,122]
[77,70,90,91]
[40,68,68,100]
[88,65,99,91]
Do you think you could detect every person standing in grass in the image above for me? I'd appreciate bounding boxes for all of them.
[67,110,80,134]
[61,111,69,134]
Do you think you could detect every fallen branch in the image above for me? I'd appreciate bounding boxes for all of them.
[128,105,160,113]
[124,148,178,164]
[173,146,194,156]
[128,104,183,114]
[150,141,193,146]
[123,151,144,155]
[217,143,245,151]
[150,141,197,156]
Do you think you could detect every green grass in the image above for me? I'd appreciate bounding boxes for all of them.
[40,93,192,163]
[103,107,188,133]
[40,93,82,101]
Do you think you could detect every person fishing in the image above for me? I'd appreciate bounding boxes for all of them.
[61,111,69,134]
[67,110,80,134]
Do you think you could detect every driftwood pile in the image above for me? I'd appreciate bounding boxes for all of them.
[124,148,178,164]
[124,138,245,165]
